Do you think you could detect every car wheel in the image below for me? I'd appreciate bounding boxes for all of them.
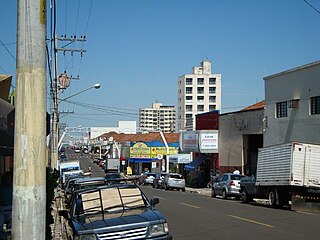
[241,189,250,203]
[222,189,227,199]
[211,189,216,198]
[268,189,277,207]
[182,188,185,192]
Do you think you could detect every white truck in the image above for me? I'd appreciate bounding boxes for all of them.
[59,160,81,185]
[104,158,120,173]
[240,142,320,211]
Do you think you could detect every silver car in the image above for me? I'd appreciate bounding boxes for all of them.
[161,173,185,192]
[211,173,243,199]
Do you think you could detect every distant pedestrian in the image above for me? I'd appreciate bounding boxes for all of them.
[233,167,240,175]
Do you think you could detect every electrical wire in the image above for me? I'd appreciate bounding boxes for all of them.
[0,39,16,61]
[303,0,320,15]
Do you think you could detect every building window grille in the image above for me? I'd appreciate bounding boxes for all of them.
[209,96,216,102]
[197,96,204,101]
[276,101,288,118]
[311,96,320,115]
[186,78,193,85]
[197,87,204,94]
[186,105,193,112]
[186,96,192,101]
[197,105,204,111]
[209,87,216,94]
[186,87,192,94]
[209,78,216,85]
[197,78,204,85]
[209,105,216,111]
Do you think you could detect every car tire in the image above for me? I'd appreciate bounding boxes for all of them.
[222,189,227,199]
[211,189,216,198]
[182,188,185,192]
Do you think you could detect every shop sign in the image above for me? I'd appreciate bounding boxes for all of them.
[150,147,175,158]
[182,132,198,150]
[130,142,150,158]
[200,133,218,150]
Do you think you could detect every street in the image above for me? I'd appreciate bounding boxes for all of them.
[66,151,320,240]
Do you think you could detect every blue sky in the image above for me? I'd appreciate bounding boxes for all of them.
[1,0,320,128]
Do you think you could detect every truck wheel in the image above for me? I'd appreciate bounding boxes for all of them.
[241,189,250,204]
[268,190,276,207]
[222,190,227,199]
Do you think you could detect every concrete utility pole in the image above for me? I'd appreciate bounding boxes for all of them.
[13,0,47,239]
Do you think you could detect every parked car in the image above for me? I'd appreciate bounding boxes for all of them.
[211,173,244,199]
[153,173,168,188]
[161,173,185,191]
[59,181,173,239]
[105,172,124,184]
[139,173,157,185]
[59,153,67,162]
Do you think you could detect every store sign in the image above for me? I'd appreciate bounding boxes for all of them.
[150,147,176,158]
[182,132,198,149]
[130,142,150,158]
[200,133,218,150]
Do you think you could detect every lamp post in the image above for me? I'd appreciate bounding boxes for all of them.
[50,83,101,169]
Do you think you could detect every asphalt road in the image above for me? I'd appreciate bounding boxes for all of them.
[140,185,320,240]
[64,150,320,240]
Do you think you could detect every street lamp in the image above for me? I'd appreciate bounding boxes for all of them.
[58,83,101,104]
[50,83,101,169]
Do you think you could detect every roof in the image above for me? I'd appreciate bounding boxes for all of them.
[264,60,320,80]
[0,75,12,101]
[97,132,179,144]
[240,100,265,111]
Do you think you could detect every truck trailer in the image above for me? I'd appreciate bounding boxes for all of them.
[240,142,320,211]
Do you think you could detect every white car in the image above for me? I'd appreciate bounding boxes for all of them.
[161,173,185,191]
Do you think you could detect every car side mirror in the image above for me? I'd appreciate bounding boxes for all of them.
[59,210,70,220]
[150,198,159,206]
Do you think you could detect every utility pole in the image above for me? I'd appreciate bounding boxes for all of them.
[13,0,46,239]
[50,34,86,169]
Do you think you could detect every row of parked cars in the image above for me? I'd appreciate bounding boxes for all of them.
[59,169,173,240]
[139,172,186,192]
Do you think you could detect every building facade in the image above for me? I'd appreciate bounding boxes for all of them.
[139,102,176,133]
[263,61,320,147]
[178,60,221,131]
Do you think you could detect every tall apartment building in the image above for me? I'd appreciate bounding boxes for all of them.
[178,60,221,131]
[139,102,176,132]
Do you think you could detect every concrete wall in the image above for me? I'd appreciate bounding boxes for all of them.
[264,62,320,146]
[219,109,264,174]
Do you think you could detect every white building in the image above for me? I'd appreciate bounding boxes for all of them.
[90,121,137,139]
[178,60,221,131]
[139,102,176,132]
[263,61,320,147]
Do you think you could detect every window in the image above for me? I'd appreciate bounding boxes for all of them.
[186,87,192,94]
[209,78,216,85]
[186,114,192,119]
[197,96,204,101]
[209,96,216,102]
[311,96,320,115]
[186,105,193,112]
[197,78,204,85]
[186,78,193,85]
[197,87,204,94]
[197,105,204,111]
[209,105,216,111]
[209,87,216,94]
[276,101,288,118]
[186,96,192,101]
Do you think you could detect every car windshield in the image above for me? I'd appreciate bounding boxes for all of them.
[74,186,146,216]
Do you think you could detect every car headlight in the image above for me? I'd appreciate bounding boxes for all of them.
[147,223,169,237]
[73,234,96,240]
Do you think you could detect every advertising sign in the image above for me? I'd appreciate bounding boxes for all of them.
[130,142,150,158]
[150,147,176,158]
[200,133,218,150]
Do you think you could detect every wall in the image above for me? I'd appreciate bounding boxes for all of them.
[219,109,264,174]
[264,62,320,146]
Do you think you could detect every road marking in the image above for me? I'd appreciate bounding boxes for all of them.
[180,202,201,209]
[296,211,317,216]
[228,215,274,228]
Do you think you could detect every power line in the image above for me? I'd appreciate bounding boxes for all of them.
[303,0,320,15]
[0,39,16,60]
